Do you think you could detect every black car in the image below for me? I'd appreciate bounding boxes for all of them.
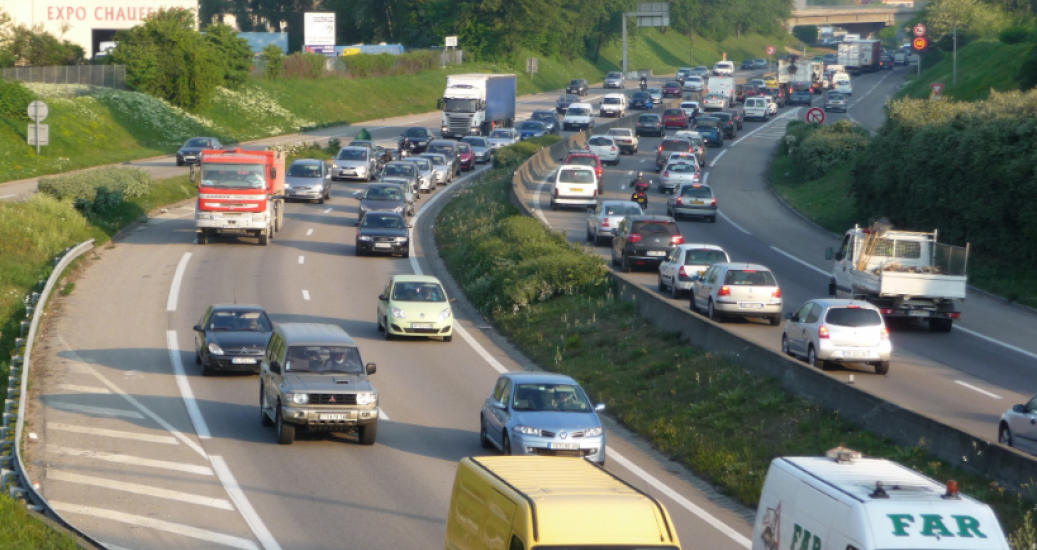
[177,137,223,166]
[723,108,744,130]
[879,55,894,70]
[655,138,696,172]
[630,91,654,109]
[712,112,737,139]
[567,79,589,96]
[193,305,273,375]
[556,94,580,113]
[740,59,754,70]
[398,127,435,154]
[635,114,664,137]
[356,212,410,257]
[530,110,560,134]
[611,215,684,272]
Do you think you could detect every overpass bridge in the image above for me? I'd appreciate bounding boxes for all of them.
[789,1,923,37]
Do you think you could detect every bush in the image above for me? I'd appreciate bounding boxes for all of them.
[492,135,562,169]
[261,44,284,79]
[343,53,397,78]
[283,53,326,79]
[0,77,35,120]
[397,51,439,73]
[39,167,153,213]
[204,23,253,89]
[790,121,871,180]
[999,26,1031,44]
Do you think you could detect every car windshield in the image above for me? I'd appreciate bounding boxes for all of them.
[185,138,211,147]
[490,130,514,139]
[208,310,272,332]
[724,270,777,286]
[565,156,597,168]
[403,128,429,138]
[633,93,651,100]
[664,109,683,116]
[567,108,590,116]
[604,97,622,105]
[667,163,696,173]
[392,282,446,302]
[570,80,583,86]
[512,383,592,412]
[462,137,488,147]
[558,168,595,183]
[634,222,679,235]
[201,164,266,190]
[688,76,702,83]
[411,159,431,170]
[603,204,643,216]
[647,88,662,94]
[518,122,544,131]
[287,163,321,177]
[685,249,726,265]
[443,98,478,113]
[558,95,577,103]
[285,346,363,374]
[337,149,367,161]
[607,72,622,79]
[382,165,414,178]
[587,137,613,146]
[665,81,680,88]
[364,187,403,201]
[826,307,882,327]
[457,144,471,153]
[361,213,405,229]
[696,119,720,129]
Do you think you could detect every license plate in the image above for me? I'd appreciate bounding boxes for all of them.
[646,251,666,257]
[374,243,392,249]
[231,357,257,364]
[549,442,580,450]
[842,350,871,358]
[692,200,704,205]
[739,303,764,309]
[319,414,347,421]
[908,310,930,317]
[412,323,434,329]
[571,188,584,193]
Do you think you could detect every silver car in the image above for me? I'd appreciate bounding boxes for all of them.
[825,92,848,113]
[284,159,331,203]
[603,71,625,89]
[418,153,452,185]
[667,182,716,222]
[480,372,607,465]
[690,262,783,325]
[487,128,520,150]
[702,93,729,111]
[658,244,729,299]
[403,156,435,193]
[659,161,700,194]
[645,87,664,104]
[332,146,377,182]
[999,394,1037,455]
[782,299,892,374]
[586,200,643,246]
[683,76,704,92]
[460,136,492,164]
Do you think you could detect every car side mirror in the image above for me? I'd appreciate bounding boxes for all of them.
[1013,404,1025,413]
[594,403,606,412]
[353,191,362,199]
[825,247,834,260]
[366,363,377,375]
[784,312,793,320]
[378,294,388,301]
[492,401,506,410]
[192,325,202,332]
[269,360,281,374]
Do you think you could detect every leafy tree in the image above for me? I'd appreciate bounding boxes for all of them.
[0,10,86,67]
[793,25,819,45]
[925,0,981,40]
[111,8,221,112]
[204,23,253,89]
[261,43,284,79]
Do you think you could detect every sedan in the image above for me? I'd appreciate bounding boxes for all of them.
[635,114,664,137]
[567,79,590,96]
[825,92,848,113]
[586,200,643,245]
[488,128,520,150]
[691,66,710,78]
[782,299,891,374]
[530,110,560,134]
[556,94,580,113]
[662,108,689,129]
[193,304,272,375]
[354,182,412,221]
[585,135,620,165]
[480,372,606,465]
[658,244,729,299]
[662,81,683,98]
[611,215,684,272]
[702,93,728,111]
[666,182,715,222]
[332,146,377,182]
[645,87,664,104]
[1000,394,1037,455]
[377,274,454,341]
[418,153,452,185]
[630,92,655,110]
[683,76,704,92]
[606,128,639,154]
[398,127,435,154]
[516,120,548,140]
[177,137,222,166]
[285,159,331,203]
[404,156,435,193]
[659,162,700,194]
[356,211,410,257]
[460,136,492,164]
[603,72,625,89]
[690,262,782,325]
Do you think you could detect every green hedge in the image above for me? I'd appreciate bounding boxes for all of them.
[0,78,35,120]
[343,53,397,78]
[790,121,871,180]
[39,167,153,213]
[492,135,562,170]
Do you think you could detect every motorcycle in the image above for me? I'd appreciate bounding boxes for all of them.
[640,79,648,91]
[631,190,648,210]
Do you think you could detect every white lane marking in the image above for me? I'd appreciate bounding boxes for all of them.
[378,408,390,420]
[769,246,830,277]
[298,255,305,265]
[608,450,752,548]
[709,149,727,167]
[532,172,554,227]
[166,252,192,312]
[48,422,179,445]
[48,402,143,419]
[954,325,1037,362]
[323,207,332,213]
[48,446,214,476]
[954,381,1003,400]
[703,172,710,186]
[640,159,648,163]
[48,470,234,510]
[732,108,801,146]
[210,456,283,550]
[302,290,311,301]
[627,171,635,176]
[167,330,212,440]
[306,229,313,236]
[58,383,110,394]
[718,212,751,235]
[850,70,896,107]
[50,502,258,550]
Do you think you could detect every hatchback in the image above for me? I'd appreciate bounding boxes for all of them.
[672,131,707,166]
[659,162,700,194]
[586,200,644,245]
[611,215,684,272]
[417,153,452,185]
[456,142,475,171]
[753,59,768,70]
[645,87,664,104]
[723,108,744,130]
[585,135,620,166]
[825,92,848,113]
[666,182,715,222]
[693,117,724,147]
[530,110,560,134]
[657,244,730,299]
[999,394,1037,455]
[683,76,705,92]
[782,299,891,374]
[662,108,689,129]
[488,128,520,149]
[702,93,728,111]
[740,60,754,70]
[460,136,492,164]
[285,159,331,204]
[603,72,625,89]
[713,112,737,139]
[567,79,590,96]
[377,274,454,341]
[556,94,580,113]
[690,263,782,324]
[516,120,548,140]
[193,304,273,375]
[332,146,377,182]
[356,212,410,257]
[662,81,683,98]
[655,138,695,171]
[635,114,664,137]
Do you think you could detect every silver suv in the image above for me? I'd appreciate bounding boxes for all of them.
[260,323,379,445]
[690,262,783,325]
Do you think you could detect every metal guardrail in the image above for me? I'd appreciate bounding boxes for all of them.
[0,239,105,548]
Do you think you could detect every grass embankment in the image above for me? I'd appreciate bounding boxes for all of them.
[0,496,79,548]
[435,157,1036,539]
[898,39,1032,101]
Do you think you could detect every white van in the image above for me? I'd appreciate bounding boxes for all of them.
[563,102,595,131]
[832,73,852,96]
[713,61,735,76]
[752,448,1010,550]
[550,164,598,209]
[599,94,627,118]
[744,97,769,121]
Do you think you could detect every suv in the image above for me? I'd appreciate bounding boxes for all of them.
[690,263,783,325]
[612,215,684,272]
[562,103,594,131]
[567,79,590,96]
[354,181,414,221]
[550,164,599,210]
[260,323,380,445]
[603,72,625,89]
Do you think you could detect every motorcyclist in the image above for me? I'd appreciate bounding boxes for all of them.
[399,137,411,158]
[630,171,651,193]
[640,75,648,91]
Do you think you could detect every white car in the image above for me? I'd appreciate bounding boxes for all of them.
[586,200,644,245]
[606,128,638,154]
[833,73,852,95]
[658,244,730,299]
[744,97,769,121]
[712,61,734,76]
[690,262,783,324]
[782,299,892,374]
[1000,394,1037,454]
[585,135,620,165]
[599,94,627,118]
[562,102,595,131]
[550,164,598,209]
[762,95,778,115]
[659,161,699,194]
[679,101,699,119]
[683,76,704,92]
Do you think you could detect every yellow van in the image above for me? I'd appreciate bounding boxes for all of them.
[445,456,682,550]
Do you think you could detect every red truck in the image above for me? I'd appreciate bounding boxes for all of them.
[195,148,285,245]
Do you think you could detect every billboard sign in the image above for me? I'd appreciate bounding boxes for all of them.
[304,12,336,47]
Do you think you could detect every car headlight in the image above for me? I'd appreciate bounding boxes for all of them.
[287,392,309,405]
[356,392,378,406]
[197,212,211,219]
[284,183,292,189]
[359,235,372,241]
[439,308,452,320]
[513,425,542,436]
[391,307,406,319]
[397,236,409,243]
[584,426,604,437]
[442,126,449,132]
[208,343,224,355]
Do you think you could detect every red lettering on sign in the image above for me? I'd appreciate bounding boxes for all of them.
[47,6,55,19]
[75,7,86,20]
[105,7,114,19]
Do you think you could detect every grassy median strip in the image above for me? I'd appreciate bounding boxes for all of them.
[435,162,1036,540]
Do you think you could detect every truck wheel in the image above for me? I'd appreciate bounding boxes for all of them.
[259,228,270,246]
[874,361,890,375]
[275,204,284,233]
[276,406,295,445]
[198,230,208,245]
[260,384,274,427]
[929,318,953,333]
[358,421,378,445]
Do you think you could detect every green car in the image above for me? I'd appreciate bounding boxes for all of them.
[377,275,454,341]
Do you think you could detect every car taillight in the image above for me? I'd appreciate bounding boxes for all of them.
[717,286,731,297]
[819,326,830,339]
[881,327,890,339]
[676,197,683,205]
[772,288,781,298]
[602,218,610,227]
[658,146,663,152]
[710,198,717,207]
[554,189,559,197]
[671,235,684,245]
[679,266,688,276]
[628,233,643,243]
[663,171,669,178]
[945,312,961,319]
[611,146,616,152]
[880,308,894,314]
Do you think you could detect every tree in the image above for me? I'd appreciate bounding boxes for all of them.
[261,43,284,79]
[0,10,86,67]
[925,0,981,40]
[204,23,253,89]
[793,25,819,45]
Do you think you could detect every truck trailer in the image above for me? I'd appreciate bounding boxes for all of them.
[439,74,517,138]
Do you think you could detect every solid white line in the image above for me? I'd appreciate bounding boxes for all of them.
[51,502,258,550]
[850,70,896,107]
[47,422,179,445]
[323,207,332,213]
[378,408,390,420]
[57,383,111,394]
[306,229,313,236]
[48,470,234,510]
[954,381,1003,400]
[101,543,137,550]
[607,449,752,548]
[48,446,214,476]
[298,255,305,265]
[732,108,801,146]
[167,330,212,440]
[709,149,727,167]
[769,245,830,277]
[954,325,1037,362]
[167,252,192,312]
[302,290,311,301]
[718,212,751,235]
[48,402,144,419]
[211,456,283,550]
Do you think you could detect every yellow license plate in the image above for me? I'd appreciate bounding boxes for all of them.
[692,200,704,205]
[571,188,584,193]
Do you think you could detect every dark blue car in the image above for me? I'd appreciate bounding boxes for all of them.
[693,117,724,147]
[516,120,548,140]
[788,88,813,105]
[630,92,654,109]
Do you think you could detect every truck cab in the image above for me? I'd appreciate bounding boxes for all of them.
[195,148,285,246]
[439,74,517,138]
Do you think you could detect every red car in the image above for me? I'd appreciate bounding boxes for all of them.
[662,81,683,98]
[563,151,604,182]
[456,142,474,171]
[662,108,689,129]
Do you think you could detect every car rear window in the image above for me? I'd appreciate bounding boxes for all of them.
[679,186,710,197]
[558,169,595,183]
[685,249,727,265]
[664,109,682,116]
[567,108,590,116]
[587,137,613,146]
[825,307,882,327]
[724,270,777,286]
[661,140,689,151]
[667,163,696,173]
[665,82,680,87]
[604,97,622,104]
[696,119,719,129]
[639,115,660,122]
[604,204,643,216]
[633,221,679,235]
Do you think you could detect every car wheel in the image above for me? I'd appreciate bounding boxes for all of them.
[670,279,681,299]
[781,335,793,357]
[658,274,667,292]
[276,405,295,445]
[708,300,722,322]
[874,361,890,375]
[621,253,632,273]
[480,416,494,449]
[358,421,378,445]
[769,315,781,326]
[999,424,1014,447]
[258,227,270,246]
[807,346,826,370]
[502,433,512,456]
[318,194,325,205]
[260,384,274,426]
[384,318,394,340]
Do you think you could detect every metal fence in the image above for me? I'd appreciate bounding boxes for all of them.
[2,65,126,90]
[252,50,463,78]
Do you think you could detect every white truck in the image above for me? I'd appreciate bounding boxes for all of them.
[778,58,824,93]
[438,74,517,139]
[826,223,969,332]
[705,76,735,106]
